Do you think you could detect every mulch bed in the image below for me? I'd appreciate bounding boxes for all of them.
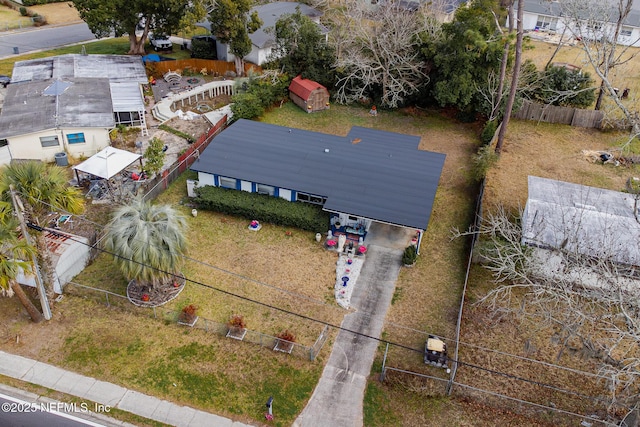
[126,274,186,307]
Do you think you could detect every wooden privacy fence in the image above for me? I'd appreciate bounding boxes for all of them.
[513,100,604,129]
[151,59,261,77]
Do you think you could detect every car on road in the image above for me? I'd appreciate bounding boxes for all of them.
[0,75,10,88]
[149,33,172,51]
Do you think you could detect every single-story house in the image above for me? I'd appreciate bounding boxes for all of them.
[197,1,328,66]
[515,0,640,47]
[0,54,148,166]
[522,176,640,267]
[190,119,445,244]
[289,76,330,113]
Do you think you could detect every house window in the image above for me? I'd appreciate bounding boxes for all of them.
[40,136,60,148]
[219,176,237,189]
[0,139,7,148]
[536,16,558,31]
[296,192,326,205]
[620,26,633,38]
[66,133,85,144]
[256,184,274,196]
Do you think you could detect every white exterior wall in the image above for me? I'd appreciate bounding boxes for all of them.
[279,188,292,201]
[0,145,11,166]
[519,11,640,47]
[241,180,252,192]
[197,172,215,186]
[8,127,110,163]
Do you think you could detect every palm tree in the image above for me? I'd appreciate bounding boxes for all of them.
[103,198,188,289]
[0,162,85,297]
[0,203,45,323]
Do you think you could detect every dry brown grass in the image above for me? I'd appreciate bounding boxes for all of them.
[457,120,640,422]
[28,2,81,26]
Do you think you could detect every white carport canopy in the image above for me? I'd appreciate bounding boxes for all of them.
[73,146,142,180]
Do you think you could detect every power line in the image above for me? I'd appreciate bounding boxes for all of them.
[20,193,620,400]
[26,222,627,410]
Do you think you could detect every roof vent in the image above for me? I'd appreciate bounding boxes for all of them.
[324,148,329,153]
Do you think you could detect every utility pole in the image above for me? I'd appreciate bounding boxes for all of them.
[9,185,52,320]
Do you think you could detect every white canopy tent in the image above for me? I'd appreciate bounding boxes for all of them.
[72,146,142,181]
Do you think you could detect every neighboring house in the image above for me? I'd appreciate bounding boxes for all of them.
[190,119,445,245]
[198,2,328,66]
[522,176,640,267]
[289,76,330,113]
[515,0,640,47]
[0,54,148,166]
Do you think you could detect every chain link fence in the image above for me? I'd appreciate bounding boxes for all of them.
[64,281,330,361]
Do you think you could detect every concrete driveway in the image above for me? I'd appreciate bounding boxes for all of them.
[294,223,413,427]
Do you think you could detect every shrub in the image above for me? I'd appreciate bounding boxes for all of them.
[228,314,246,329]
[402,245,418,266]
[143,137,166,176]
[190,37,217,60]
[158,124,196,143]
[179,304,198,323]
[194,185,330,233]
[19,7,27,16]
[276,330,296,343]
[480,120,498,145]
[472,144,499,181]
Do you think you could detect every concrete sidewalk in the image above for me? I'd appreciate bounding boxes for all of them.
[294,223,412,427]
[0,351,254,427]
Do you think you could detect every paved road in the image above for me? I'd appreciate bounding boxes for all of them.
[1,393,110,427]
[294,223,413,427]
[0,22,95,58]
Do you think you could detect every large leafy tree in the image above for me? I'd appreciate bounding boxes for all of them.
[267,9,336,89]
[103,199,187,289]
[70,0,207,55]
[0,204,44,323]
[208,0,262,76]
[430,0,506,114]
[0,162,85,298]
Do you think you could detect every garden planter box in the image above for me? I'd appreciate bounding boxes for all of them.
[226,327,247,341]
[178,316,199,327]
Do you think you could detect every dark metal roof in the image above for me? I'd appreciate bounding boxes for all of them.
[191,119,445,230]
[0,78,114,139]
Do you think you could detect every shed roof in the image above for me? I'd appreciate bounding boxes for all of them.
[10,54,148,84]
[289,76,328,101]
[522,176,640,266]
[0,78,115,139]
[191,119,445,230]
[73,146,141,180]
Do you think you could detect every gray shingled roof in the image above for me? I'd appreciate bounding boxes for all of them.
[198,1,326,49]
[521,0,640,27]
[522,176,640,266]
[10,54,148,84]
[0,78,114,139]
[190,119,445,231]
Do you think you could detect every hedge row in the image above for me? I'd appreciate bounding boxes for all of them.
[158,124,196,143]
[194,185,330,233]
[22,0,61,5]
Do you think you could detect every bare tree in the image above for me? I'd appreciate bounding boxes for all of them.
[331,1,437,108]
[557,0,640,133]
[455,202,640,414]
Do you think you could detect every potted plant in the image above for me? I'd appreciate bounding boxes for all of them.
[325,239,337,249]
[402,245,418,267]
[274,330,296,354]
[178,304,199,326]
[226,314,247,340]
